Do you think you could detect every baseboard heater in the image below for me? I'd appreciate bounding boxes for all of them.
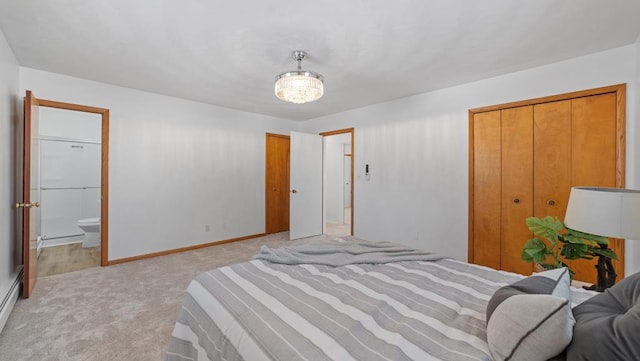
[0,268,23,333]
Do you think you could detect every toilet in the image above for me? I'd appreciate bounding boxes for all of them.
[77,217,100,248]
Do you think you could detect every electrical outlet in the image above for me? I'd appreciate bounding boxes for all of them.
[205,224,210,232]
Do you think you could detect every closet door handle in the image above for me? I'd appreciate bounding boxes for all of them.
[513,198,520,204]
[547,199,556,206]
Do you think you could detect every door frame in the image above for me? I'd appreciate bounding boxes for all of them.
[264,128,355,237]
[35,98,110,266]
[320,128,354,236]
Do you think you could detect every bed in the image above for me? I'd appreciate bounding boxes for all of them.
[164,237,637,361]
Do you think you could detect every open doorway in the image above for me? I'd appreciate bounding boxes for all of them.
[265,128,354,239]
[20,93,109,297]
[321,129,353,237]
[34,100,109,277]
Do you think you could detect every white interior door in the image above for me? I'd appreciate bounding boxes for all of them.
[290,131,323,240]
[344,155,352,208]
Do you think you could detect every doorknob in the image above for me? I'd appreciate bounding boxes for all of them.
[15,201,40,208]
[291,189,298,194]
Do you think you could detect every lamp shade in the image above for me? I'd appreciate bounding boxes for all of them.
[564,187,640,240]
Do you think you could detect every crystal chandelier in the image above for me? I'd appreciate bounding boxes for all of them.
[275,50,324,104]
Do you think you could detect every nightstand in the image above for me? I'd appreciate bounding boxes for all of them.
[571,280,593,289]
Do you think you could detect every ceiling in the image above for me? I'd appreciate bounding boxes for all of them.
[1,1,639,121]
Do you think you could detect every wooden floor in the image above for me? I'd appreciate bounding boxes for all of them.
[38,243,101,277]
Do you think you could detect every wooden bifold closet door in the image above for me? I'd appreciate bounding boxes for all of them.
[468,84,626,283]
[500,106,534,275]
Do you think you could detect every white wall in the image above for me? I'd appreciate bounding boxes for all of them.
[12,41,640,275]
[627,41,640,276]
[301,44,640,276]
[0,27,21,332]
[20,68,296,260]
[324,133,351,224]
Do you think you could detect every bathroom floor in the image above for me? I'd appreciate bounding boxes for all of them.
[325,207,352,237]
[38,243,101,277]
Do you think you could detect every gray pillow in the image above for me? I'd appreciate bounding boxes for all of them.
[486,268,574,361]
[566,271,640,361]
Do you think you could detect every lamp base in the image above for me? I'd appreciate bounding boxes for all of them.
[582,247,617,292]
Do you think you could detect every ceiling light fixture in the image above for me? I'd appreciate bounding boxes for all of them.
[275,50,324,104]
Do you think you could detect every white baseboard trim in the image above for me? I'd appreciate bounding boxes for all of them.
[0,269,23,333]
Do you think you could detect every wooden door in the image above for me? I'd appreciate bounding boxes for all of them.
[533,100,573,276]
[471,110,502,269]
[501,106,534,275]
[533,100,572,220]
[265,133,290,234]
[469,84,625,280]
[21,90,40,298]
[570,92,621,282]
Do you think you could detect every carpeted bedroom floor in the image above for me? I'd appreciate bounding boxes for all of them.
[0,232,334,361]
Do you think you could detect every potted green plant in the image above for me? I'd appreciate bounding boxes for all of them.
[520,216,618,277]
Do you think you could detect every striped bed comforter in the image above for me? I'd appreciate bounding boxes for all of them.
[165,253,594,361]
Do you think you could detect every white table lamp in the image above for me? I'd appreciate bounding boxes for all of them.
[565,187,640,291]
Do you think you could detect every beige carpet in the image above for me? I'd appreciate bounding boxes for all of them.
[0,232,333,361]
